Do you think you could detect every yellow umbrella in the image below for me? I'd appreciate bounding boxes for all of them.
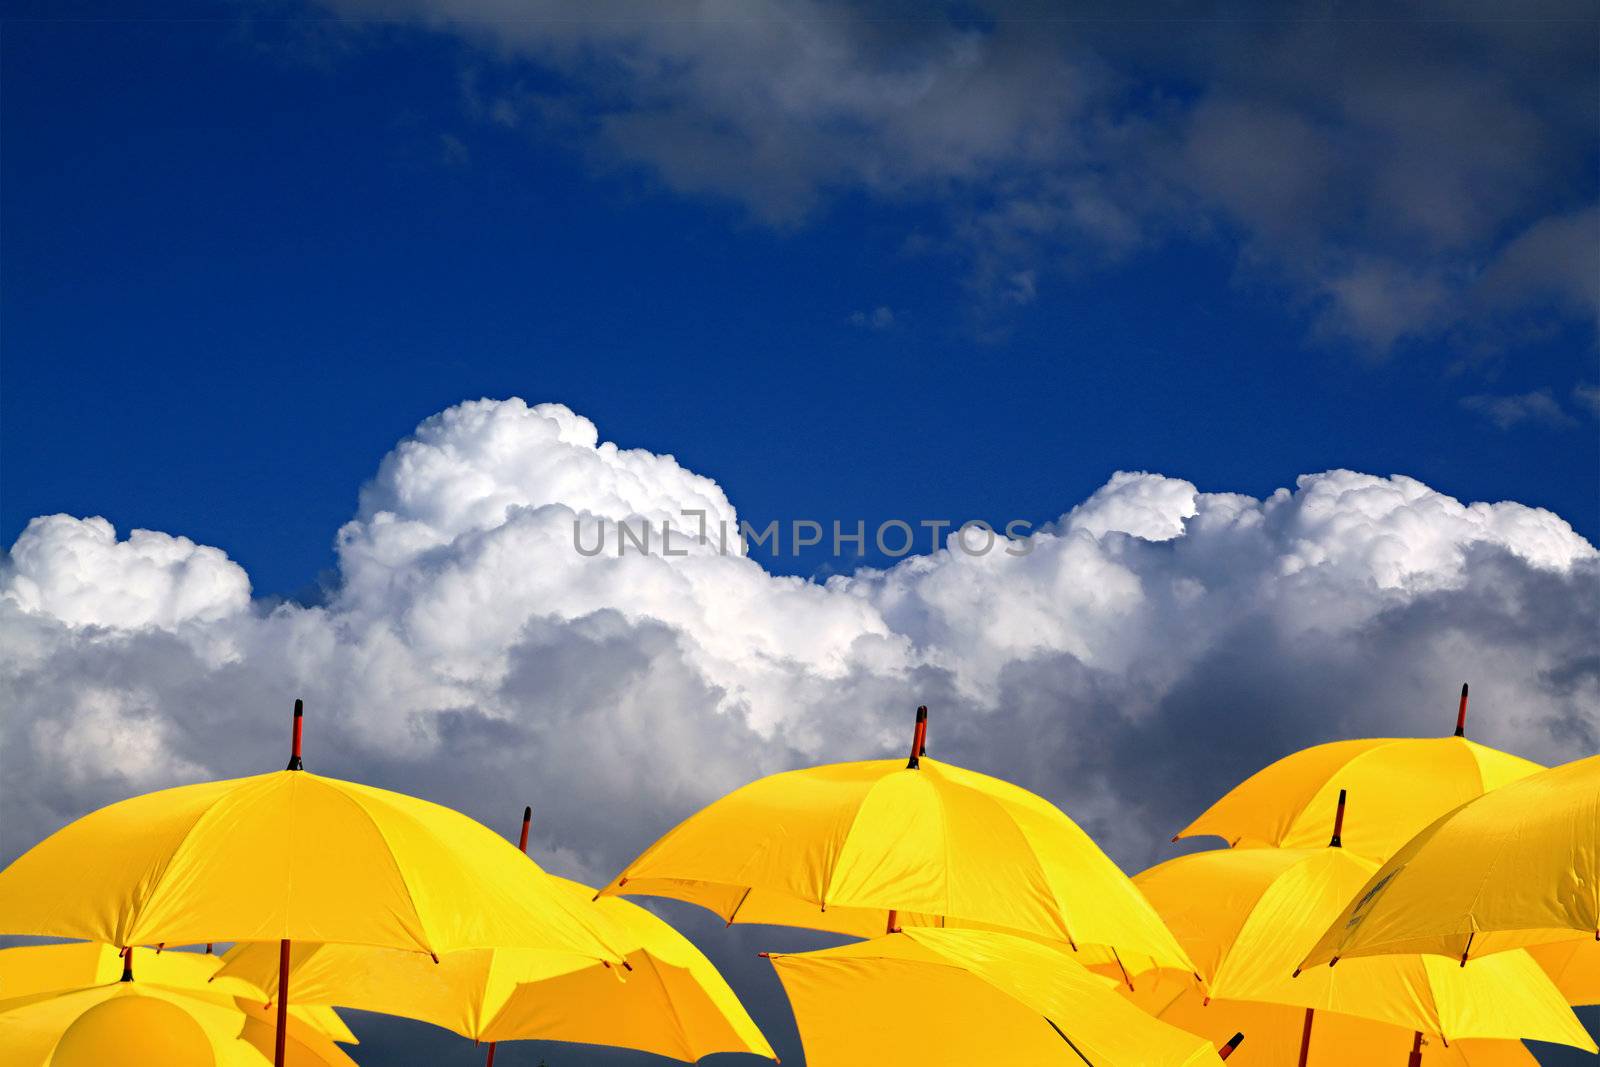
[1175,685,1543,861]
[0,943,354,1045]
[0,700,628,1067]
[217,807,775,1064]
[0,982,356,1067]
[1130,794,1594,1060]
[766,927,1230,1066]
[602,706,1194,973]
[1302,754,1600,969]
[1119,977,1536,1066]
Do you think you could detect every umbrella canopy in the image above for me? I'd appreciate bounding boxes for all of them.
[0,769,628,961]
[1132,843,1592,1051]
[216,875,775,1062]
[0,943,353,1045]
[1120,976,1536,1067]
[1175,687,1542,861]
[0,699,632,1067]
[1302,754,1600,969]
[0,982,355,1067]
[767,927,1225,1067]
[601,708,1193,971]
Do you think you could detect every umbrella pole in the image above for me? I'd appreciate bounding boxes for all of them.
[1297,1007,1314,1067]
[277,698,306,1067]
[484,805,535,1067]
[1408,1030,1424,1066]
[275,938,292,1067]
[1454,682,1469,737]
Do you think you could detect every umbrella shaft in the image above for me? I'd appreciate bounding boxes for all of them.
[1297,1007,1314,1067]
[275,938,291,1067]
[485,1042,497,1067]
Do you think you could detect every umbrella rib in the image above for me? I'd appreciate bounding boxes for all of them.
[640,953,697,1060]
[726,886,752,926]
[1045,1017,1095,1065]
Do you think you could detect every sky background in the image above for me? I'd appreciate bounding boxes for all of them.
[3,1,1598,594]
[2,2,1598,1064]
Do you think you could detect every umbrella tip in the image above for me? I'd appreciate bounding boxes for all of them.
[286,698,305,771]
[1328,788,1346,848]
[1454,682,1469,737]
[1219,1032,1244,1060]
[907,705,929,769]
[516,806,532,854]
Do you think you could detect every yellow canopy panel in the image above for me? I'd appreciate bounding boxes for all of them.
[769,928,1223,1067]
[1528,939,1600,1006]
[1303,754,1600,968]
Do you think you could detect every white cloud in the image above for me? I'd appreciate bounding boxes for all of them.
[2,398,1595,885]
[1,515,251,630]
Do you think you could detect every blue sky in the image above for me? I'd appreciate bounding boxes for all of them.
[3,4,1598,1065]
[3,3,1596,598]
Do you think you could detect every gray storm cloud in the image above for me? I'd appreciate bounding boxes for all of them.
[3,397,1595,884]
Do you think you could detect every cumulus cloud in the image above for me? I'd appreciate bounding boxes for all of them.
[2,515,250,630]
[4,397,1595,888]
[322,0,1594,350]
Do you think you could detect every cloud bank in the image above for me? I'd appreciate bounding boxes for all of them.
[3,398,1595,888]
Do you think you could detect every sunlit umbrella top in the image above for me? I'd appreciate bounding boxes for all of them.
[1302,754,1600,969]
[1176,689,1543,861]
[0,770,629,963]
[603,716,1193,971]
